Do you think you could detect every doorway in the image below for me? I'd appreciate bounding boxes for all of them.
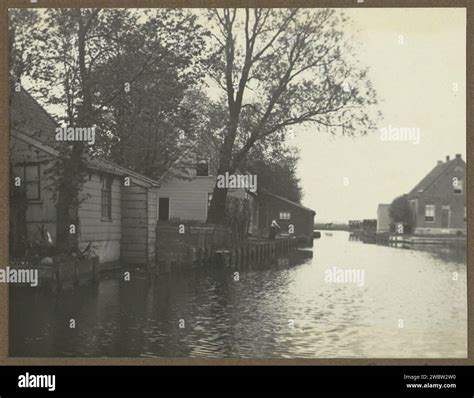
[158,198,170,221]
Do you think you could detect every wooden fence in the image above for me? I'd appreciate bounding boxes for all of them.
[155,221,299,274]
[155,221,231,272]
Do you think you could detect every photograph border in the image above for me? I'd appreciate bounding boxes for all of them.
[0,0,471,365]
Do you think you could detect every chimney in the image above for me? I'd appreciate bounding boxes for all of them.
[456,154,462,159]
[446,155,450,162]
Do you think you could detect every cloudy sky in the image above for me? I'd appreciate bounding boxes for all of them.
[293,8,466,223]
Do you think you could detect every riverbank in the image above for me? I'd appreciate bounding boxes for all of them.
[377,233,466,248]
[347,229,466,248]
[10,233,303,292]
[155,221,309,275]
[157,235,300,274]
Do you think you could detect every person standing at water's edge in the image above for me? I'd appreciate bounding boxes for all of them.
[269,220,281,240]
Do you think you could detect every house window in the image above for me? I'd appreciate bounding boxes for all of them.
[453,178,463,194]
[196,159,209,177]
[13,163,41,201]
[279,211,291,220]
[101,175,113,220]
[425,205,435,222]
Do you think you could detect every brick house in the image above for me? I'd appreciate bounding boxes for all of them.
[407,154,466,235]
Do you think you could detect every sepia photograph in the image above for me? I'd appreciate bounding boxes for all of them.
[7,6,466,359]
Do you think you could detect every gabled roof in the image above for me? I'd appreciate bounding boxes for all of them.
[10,88,59,145]
[157,148,193,183]
[409,162,448,195]
[158,150,315,214]
[260,188,316,215]
[10,88,160,188]
[408,156,465,197]
[12,130,160,188]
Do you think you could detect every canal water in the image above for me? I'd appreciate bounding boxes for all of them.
[10,231,467,358]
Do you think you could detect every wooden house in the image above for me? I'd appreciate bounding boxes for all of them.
[156,151,316,244]
[255,189,316,246]
[156,150,257,232]
[10,89,160,268]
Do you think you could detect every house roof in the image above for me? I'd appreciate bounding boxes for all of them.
[10,88,160,188]
[12,130,161,187]
[407,156,464,197]
[260,188,316,215]
[157,147,193,183]
[158,150,315,213]
[10,88,59,145]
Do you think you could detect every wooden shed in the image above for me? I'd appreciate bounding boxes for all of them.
[256,189,316,246]
[10,89,160,269]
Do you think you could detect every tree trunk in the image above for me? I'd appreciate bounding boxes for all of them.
[206,184,228,224]
[55,190,71,252]
[56,143,83,252]
[55,11,94,252]
[206,137,236,224]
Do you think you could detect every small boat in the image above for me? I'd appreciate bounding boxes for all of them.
[325,232,333,237]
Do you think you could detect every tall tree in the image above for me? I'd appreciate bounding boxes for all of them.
[389,194,411,227]
[10,8,101,251]
[48,9,100,251]
[246,144,302,203]
[205,8,380,223]
[92,9,207,178]
[11,9,206,251]
[8,9,41,84]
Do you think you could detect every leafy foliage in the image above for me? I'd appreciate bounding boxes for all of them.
[245,144,302,203]
[223,196,251,242]
[206,8,381,222]
[9,9,208,250]
[389,195,412,225]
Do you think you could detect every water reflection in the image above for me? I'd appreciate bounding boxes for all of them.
[10,231,467,358]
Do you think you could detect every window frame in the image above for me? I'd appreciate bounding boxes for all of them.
[13,162,41,201]
[101,175,113,221]
[424,204,435,223]
[279,211,291,221]
[453,178,463,194]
